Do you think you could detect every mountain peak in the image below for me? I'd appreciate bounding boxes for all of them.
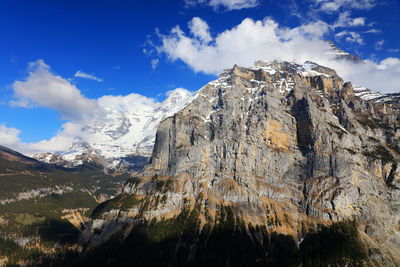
[34,88,193,170]
[160,88,193,110]
[326,40,363,63]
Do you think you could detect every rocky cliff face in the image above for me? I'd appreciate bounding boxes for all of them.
[83,61,400,266]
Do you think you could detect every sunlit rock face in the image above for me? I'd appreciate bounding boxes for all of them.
[84,61,400,266]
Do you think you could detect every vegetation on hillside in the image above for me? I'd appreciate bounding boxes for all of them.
[80,206,366,267]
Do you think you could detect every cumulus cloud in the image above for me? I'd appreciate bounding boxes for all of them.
[11,60,101,122]
[22,122,83,154]
[156,17,331,74]
[74,71,103,82]
[154,17,400,93]
[0,125,21,147]
[185,0,259,11]
[97,93,158,114]
[312,0,377,12]
[3,60,102,154]
[189,17,212,43]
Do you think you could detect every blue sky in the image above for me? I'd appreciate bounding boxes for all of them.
[0,0,399,153]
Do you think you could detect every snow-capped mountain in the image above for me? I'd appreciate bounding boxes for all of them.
[33,42,393,171]
[83,60,400,266]
[34,88,193,170]
[353,85,400,104]
[327,40,363,63]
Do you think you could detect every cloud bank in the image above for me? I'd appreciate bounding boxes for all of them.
[155,17,400,93]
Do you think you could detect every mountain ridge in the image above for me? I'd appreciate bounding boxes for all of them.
[80,60,400,266]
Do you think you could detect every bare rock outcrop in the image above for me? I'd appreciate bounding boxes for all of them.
[83,61,400,266]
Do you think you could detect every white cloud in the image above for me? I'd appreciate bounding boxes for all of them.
[74,70,103,82]
[0,125,21,146]
[97,93,157,114]
[189,17,212,43]
[185,0,259,10]
[284,20,331,39]
[21,122,83,154]
[364,29,381,34]
[11,60,101,122]
[0,122,83,155]
[376,58,400,70]
[333,11,366,28]
[312,0,377,12]
[155,17,400,93]
[388,48,400,53]
[157,17,331,74]
[151,59,159,70]
[335,31,364,44]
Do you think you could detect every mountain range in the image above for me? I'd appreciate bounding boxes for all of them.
[32,41,398,174]
[0,42,400,266]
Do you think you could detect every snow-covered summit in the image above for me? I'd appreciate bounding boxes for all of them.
[353,85,400,103]
[327,40,363,63]
[34,88,193,169]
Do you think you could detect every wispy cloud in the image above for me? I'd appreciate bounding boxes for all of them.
[151,59,159,70]
[374,40,384,51]
[74,70,103,82]
[311,0,377,13]
[335,30,364,44]
[364,29,381,34]
[333,11,366,28]
[184,0,259,11]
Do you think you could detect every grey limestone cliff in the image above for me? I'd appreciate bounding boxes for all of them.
[83,61,400,266]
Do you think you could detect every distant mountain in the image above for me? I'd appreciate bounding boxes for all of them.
[33,88,193,172]
[353,85,400,105]
[327,40,363,63]
[0,145,37,165]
